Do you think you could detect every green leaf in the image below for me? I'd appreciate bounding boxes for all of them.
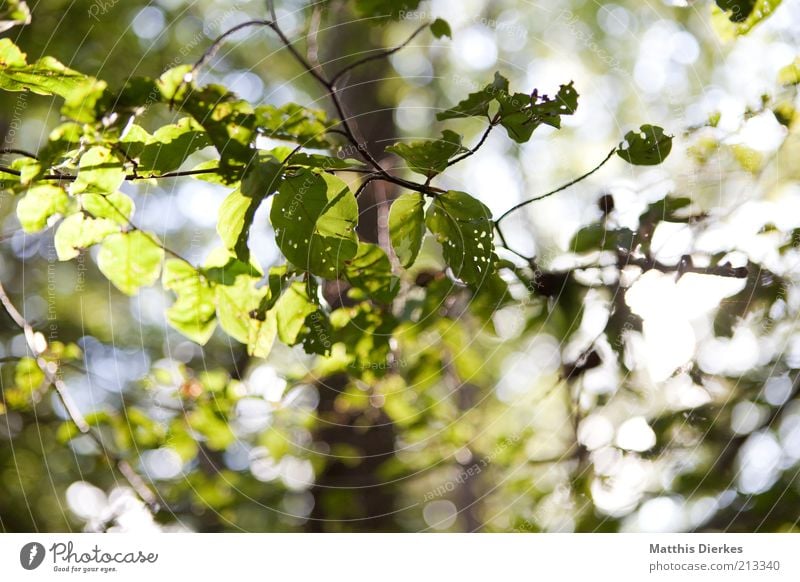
[438,73,578,143]
[217,154,283,262]
[273,282,318,344]
[254,103,332,149]
[70,146,126,195]
[301,310,333,356]
[571,224,608,253]
[97,231,165,295]
[0,39,94,98]
[712,0,781,37]
[716,0,757,22]
[121,118,210,174]
[268,147,361,170]
[213,265,278,358]
[0,1,31,33]
[271,169,359,277]
[431,18,452,39]
[345,243,399,303]
[438,72,509,121]
[497,82,579,143]
[163,259,217,344]
[354,0,422,20]
[54,213,119,260]
[617,125,673,166]
[155,65,193,102]
[425,191,496,285]
[388,192,425,268]
[81,191,134,225]
[16,185,69,232]
[386,130,467,178]
[177,83,256,174]
[14,357,44,393]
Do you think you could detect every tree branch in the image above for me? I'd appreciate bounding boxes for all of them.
[495,147,617,225]
[0,148,39,160]
[329,23,430,87]
[448,114,501,168]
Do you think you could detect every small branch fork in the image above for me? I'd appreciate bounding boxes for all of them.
[0,280,162,513]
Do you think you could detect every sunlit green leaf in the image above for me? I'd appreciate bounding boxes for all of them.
[0,38,94,98]
[778,58,800,86]
[163,259,217,345]
[97,230,165,295]
[80,191,134,225]
[16,185,69,232]
[121,117,210,174]
[70,146,126,195]
[217,154,283,262]
[54,213,119,260]
[254,103,332,149]
[273,282,318,344]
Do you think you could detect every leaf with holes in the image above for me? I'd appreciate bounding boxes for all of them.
[497,82,579,143]
[271,168,358,278]
[425,191,496,285]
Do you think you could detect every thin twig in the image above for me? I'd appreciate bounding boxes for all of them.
[330,23,430,87]
[495,148,617,225]
[0,148,39,160]
[0,165,223,182]
[171,19,273,108]
[448,115,500,168]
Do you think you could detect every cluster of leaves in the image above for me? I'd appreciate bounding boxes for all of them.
[0,17,671,370]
